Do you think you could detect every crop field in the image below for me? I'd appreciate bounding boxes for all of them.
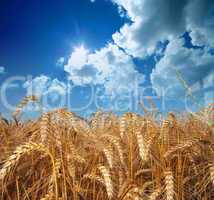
[0,97,213,200]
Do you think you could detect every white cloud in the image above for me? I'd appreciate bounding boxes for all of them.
[64,45,99,85]
[111,0,187,57]
[111,0,214,57]
[187,0,214,47]
[23,75,49,97]
[62,0,214,109]
[64,43,145,95]
[151,38,214,104]
[56,57,65,67]
[108,0,214,106]
[66,46,89,70]
[23,75,67,102]
[0,66,5,74]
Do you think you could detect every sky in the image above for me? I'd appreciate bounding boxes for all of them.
[0,0,213,118]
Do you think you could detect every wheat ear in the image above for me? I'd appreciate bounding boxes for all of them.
[40,113,50,142]
[124,187,141,200]
[83,174,105,185]
[40,193,54,200]
[164,170,174,200]
[101,135,125,166]
[135,129,149,162]
[103,146,113,168]
[164,139,199,158]
[149,189,160,200]
[98,165,113,199]
[119,115,127,138]
[209,163,214,185]
[0,142,47,180]
[13,95,38,118]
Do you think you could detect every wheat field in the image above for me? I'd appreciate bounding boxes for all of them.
[0,96,213,200]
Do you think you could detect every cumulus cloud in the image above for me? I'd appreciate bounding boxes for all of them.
[109,0,214,105]
[23,75,68,110]
[64,43,145,96]
[111,0,214,57]
[187,0,214,47]
[0,66,5,74]
[151,38,214,105]
[23,75,67,97]
[63,0,214,109]
[64,46,99,85]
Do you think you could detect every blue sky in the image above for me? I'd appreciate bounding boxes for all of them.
[0,0,213,118]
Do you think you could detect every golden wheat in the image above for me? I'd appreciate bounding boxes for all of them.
[98,165,113,199]
[0,142,47,180]
[149,189,160,200]
[164,170,174,200]
[12,95,38,118]
[209,163,214,185]
[40,112,50,142]
[0,98,213,199]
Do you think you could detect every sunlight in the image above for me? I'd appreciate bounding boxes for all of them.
[73,45,89,56]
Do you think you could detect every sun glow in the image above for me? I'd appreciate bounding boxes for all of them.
[73,45,89,56]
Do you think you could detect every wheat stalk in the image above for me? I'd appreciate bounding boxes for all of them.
[42,158,61,200]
